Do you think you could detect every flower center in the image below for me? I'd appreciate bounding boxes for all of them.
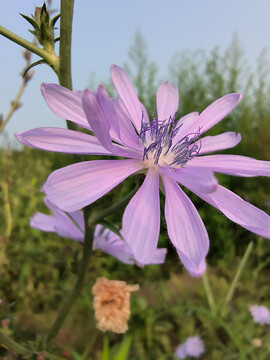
[138,114,201,168]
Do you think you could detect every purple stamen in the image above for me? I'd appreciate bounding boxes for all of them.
[139,114,201,166]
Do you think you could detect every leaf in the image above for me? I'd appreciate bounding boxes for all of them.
[20,13,39,31]
[70,351,82,360]
[23,60,47,78]
[50,13,61,28]
[112,336,132,360]
[101,336,110,360]
[98,219,123,240]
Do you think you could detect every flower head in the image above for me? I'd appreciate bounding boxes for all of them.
[175,336,205,359]
[249,305,270,325]
[92,277,139,333]
[30,197,166,266]
[17,65,270,277]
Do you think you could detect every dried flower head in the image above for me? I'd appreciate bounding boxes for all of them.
[92,277,139,333]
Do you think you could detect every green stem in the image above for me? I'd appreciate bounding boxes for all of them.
[0,332,67,359]
[0,331,32,356]
[81,331,98,360]
[57,0,77,134]
[59,0,74,90]
[102,335,110,360]
[1,182,12,238]
[202,271,216,315]
[220,241,254,318]
[0,79,27,134]
[0,25,59,73]
[45,0,94,344]
[46,208,95,343]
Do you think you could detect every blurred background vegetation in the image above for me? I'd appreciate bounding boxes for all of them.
[0,32,270,359]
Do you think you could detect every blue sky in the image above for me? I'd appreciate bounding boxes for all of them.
[1,0,270,142]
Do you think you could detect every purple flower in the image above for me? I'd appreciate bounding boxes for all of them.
[17,65,270,277]
[31,197,166,266]
[175,336,205,359]
[31,197,85,242]
[249,305,270,325]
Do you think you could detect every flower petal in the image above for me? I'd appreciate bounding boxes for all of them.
[187,93,242,137]
[193,185,270,238]
[94,225,166,266]
[122,168,160,264]
[97,85,138,149]
[112,99,142,150]
[150,248,167,265]
[93,225,135,265]
[159,166,218,194]
[82,89,135,157]
[16,127,111,155]
[41,83,89,129]
[96,85,121,141]
[172,112,199,143]
[162,175,209,277]
[82,89,113,151]
[43,198,84,240]
[198,132,241,155]
[30,207,84,241]
[43,159,144,212]
[156,81,179,121]
[187,154,270,177]
[68,211,85,232]
[110,64,143,131]
[30,212,58,232]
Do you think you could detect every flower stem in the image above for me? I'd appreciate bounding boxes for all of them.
[81,330,98,360]
[0,79,27,134]
[58,0,74,91]
[1,182,12,238]
[202,271,216,315]
[46,208,95,343]
[220,241,254,318]
[57,0,78,134]
[0,332,32,356]
[0,332,67,359]
[0,25,59,73]
[46,0,94,344]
